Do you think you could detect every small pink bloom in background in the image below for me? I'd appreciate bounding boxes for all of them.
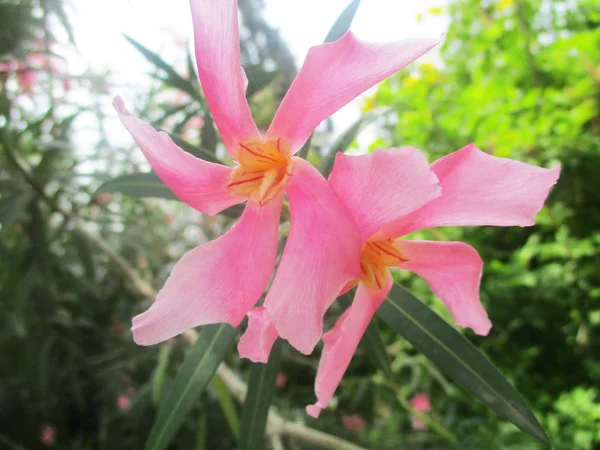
[165,213,176,225]
[95,193,111,205]
[41,425,55,446]
[341,413,367,433]
[410,393,431,430]
[116,394,131,411]
[63,77,74,91]
[276,371,287,389]
[115,0,441,357]
[182,116,205,140]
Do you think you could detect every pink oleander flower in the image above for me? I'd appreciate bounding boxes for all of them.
[410,393,431,430]
[341,412,368,433]
[116,394,131,411]
[300,144,560,417]
[40,425,55,446]
[115,0,442,353]
[276,371,287,389]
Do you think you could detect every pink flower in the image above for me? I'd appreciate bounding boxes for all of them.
[410,393,431,430]
[41,425,55,446]
[116,394,131,411]
[115,0,441,353]
[95,192,111,205]
[304,145,560,417]
[276,371,287,389]
[341,412,367,433]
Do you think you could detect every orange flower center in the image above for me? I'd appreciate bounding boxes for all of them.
[229,138,293,205]
[358,238,407,290]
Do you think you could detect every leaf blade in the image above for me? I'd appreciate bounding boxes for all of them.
[145,324,237,450]
[377,283,549,444]
[96,172,178,201]
[238,339,283,450]
[324,0,361,43]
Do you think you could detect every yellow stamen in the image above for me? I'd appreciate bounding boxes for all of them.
[229,138,293,205]
[358,238,407,290]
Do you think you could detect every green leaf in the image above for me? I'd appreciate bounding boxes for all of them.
[338,293,392,377]
[171,135,222,164]
[96,172,178,201]
[378,283,550,445]
[124,35,198,99]
[200,113,217,155]
[212,375,240,438]
[320,111,378,177]
[324,0,361,43]
[239,339,283,450]
[145,324,237,450]
[152,344,171,405]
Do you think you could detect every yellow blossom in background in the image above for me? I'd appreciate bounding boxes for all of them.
[420,62,441,83]
[361,94,376,113]
[498,0,514,11]
[427,7,445,16]
[416,12,423,23]
[403,75,419,88]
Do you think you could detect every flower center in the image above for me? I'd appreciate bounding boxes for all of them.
[229,138,293,205]
[358,238,406,290]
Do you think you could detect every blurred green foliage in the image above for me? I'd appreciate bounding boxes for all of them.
[1,0,598,448]
[363,0,600,447]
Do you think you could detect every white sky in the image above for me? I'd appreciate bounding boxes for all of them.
[66,0,449,152]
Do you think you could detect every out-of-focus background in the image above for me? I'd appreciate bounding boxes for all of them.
[1,0,599,448]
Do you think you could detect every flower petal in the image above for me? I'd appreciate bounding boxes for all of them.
[267,32,443,152]
[114,97,243,215]
[380,144,561,237]
[395,240,491,335]
[132,199,281,345]
[306,278,392,418]
[264,158,361,355]
[237,306,278,363]
[328,148,441,242]
[189,0,259,155]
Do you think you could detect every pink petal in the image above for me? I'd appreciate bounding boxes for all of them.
[328,148,441,242]
[267,32,443,153]
[306,279,392,418]
[114,97,243,215]
[132,199,281,345]
[237,306,278,363]
[264,158,361,355]
[189,0,259,155]
[396,240,491,335]
[381,144,561,237]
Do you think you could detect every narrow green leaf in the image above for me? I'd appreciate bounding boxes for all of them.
[378,283,549,444]
[72,229,95,280]
[324,0,361,43]
[145,324,236,450]
[338,293,392,377]
[297,133,312,160]
[239,339,283,450]
[0,187,32,228]
[320,111,377,177]
[96,172,178,201]
[200,113,217,155]
[152,344,171,405]
[124,35,198,99]
[212,375,240,438]
[196,411,207,450]
[171,136,222,164]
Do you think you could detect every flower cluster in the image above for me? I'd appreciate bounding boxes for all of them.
[115,0,559,418]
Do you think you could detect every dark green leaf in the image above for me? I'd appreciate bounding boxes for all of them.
[338,293,392,377]
[200,113,217,155]
[212,375,240,438]
[96,172,178,201]
[378,283,549,445]
[124,35,198,99]
[320,111,378,177]
[244,64,277,98]
[72,229,95,280]
[324,0,361,43]
[171,136,222,164]
[239,339,283,450]
[297,133,312,160]
[145,324,237,450]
